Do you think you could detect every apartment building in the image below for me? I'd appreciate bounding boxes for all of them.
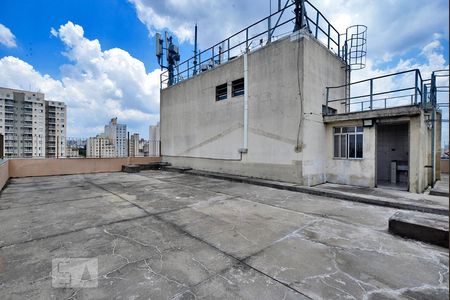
[104,117,127,157]
[0,87,46,158]
[45,100,66,158]
[86,135,116,158]
[129,133,140,157]
[148,122,160,156]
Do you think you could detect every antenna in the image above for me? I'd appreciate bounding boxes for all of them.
[293,0,310,32]
[193,23,198,75]
[155,32,181,86]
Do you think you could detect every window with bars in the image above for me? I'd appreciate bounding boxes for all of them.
[232,78,244,97]
[215,83,227,101]
[333,126,363,159]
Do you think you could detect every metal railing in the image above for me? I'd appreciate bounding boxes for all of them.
[325,69,424,114]
[161,0,343,89]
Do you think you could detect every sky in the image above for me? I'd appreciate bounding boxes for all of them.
[0,0,448,143]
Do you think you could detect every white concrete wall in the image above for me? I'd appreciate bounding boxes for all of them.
[325,121,376,187]
[161,34,346,184]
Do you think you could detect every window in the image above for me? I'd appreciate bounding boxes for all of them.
[232,78,244,97]
[215,83,227,101]
[333,126,363,159]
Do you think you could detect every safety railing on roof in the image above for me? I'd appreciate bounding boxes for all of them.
[161,0,343,89]
[325,69,424,114]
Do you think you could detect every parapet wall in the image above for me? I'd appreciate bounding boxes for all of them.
[0,156,161,190]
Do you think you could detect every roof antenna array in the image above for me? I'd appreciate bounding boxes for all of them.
[156,32,180,86]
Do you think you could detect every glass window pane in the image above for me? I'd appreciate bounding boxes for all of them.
[342,127,348,133]
[349,134,356,158]
[356,126,363,132]
[347,127,355,133]
[340,135,347,158]
[334,127,341,134]
[356,134,363,158]
[334,135,339,157]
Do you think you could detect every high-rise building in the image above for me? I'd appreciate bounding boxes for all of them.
[0,87,47,158]
[148,122,160,156]
[129,133,140,157]
[104,117,127,157]
[86,135,116,158]
[45,100,66,158]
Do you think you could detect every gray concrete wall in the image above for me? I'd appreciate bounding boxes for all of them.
[161,34,346,184]
[325,120,376,187]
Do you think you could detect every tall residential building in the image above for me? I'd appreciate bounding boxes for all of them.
[86,135,116,158]
[104,117,127,157]
[45,100,66,158]
[129,133,140,157]
[148,122,160,156]
[0,87,46,158]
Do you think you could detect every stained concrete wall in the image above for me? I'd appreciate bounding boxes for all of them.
[161,34,346,185]
[325,121,376,187]
[8,157,161,178]
[0,160,9,190]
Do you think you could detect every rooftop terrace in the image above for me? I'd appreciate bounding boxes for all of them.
[0,170,447,299]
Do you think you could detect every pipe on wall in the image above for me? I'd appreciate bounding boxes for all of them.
[241,51,249,153]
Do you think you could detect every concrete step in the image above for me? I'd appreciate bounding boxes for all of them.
[389,211,449,248]
[164,166,193,172]
[138,161,171,170]
[122,164,141,173]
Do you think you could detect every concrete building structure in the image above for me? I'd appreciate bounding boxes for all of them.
[149,122,160,156]
[66,147,80,158]
[86,135,116,158]
[129,133,140,157]
[0,87,68,158]
[105,117,127,157]
[160,7,442,193]
[45,100,66,158]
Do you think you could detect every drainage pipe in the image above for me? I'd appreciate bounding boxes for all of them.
[242,51,249,152]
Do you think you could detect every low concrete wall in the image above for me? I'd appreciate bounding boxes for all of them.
[0,160,9,190]
[441,159,449,173]
[8,157,161,178]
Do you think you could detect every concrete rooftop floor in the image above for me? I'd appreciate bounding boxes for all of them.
[0,170,448,299]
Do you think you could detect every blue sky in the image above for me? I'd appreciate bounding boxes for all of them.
[0,0,448,143]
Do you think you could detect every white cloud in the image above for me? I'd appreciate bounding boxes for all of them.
[0,21,161,138]
[0,23,17,48]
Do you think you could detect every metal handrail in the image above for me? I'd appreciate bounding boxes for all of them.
[325,69,424,114]
[161,0,343,89]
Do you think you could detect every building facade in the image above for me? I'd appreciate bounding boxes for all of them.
[129,133,140,157]
[45,100,66,158]
[148,122,160,156]
[86,135,116,158]
[160,29,441,193]
[0,88,47,158]
[104,117,127,157]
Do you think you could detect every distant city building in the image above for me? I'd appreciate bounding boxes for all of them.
[104,117,127,157]
[129,133,140,157]
[45,100,66,158]
[0,87,67,158]
[66,147,80,158]
[149,122,160,156]
[86,135,116,158]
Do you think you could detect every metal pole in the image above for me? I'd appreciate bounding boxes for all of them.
[127,132,130,157]
[369,79,373,110]
[193,23,198,75]
[414,70,418,105]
